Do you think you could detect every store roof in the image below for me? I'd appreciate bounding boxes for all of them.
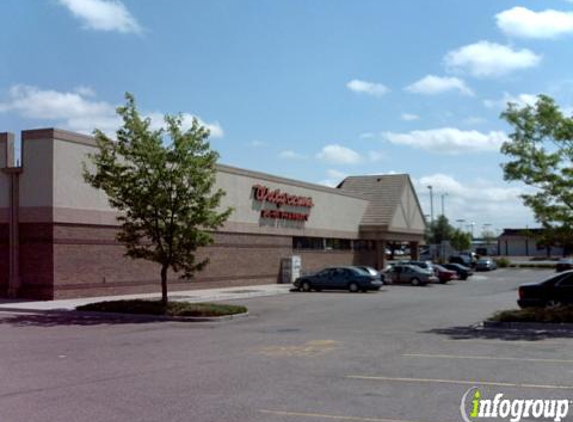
[337,174,426,233]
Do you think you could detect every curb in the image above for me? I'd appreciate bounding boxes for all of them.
[0,308,250,323]
[482,321,573,330]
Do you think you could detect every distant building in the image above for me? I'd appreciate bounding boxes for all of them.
[497,228,565,257]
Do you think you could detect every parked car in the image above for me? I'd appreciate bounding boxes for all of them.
[384,264,438,286]
[294,266,383,292]
[399,260,435,273]
[518,270,573,308]
[433,264,458,283]
[476,258,497,271]
[556,258,573,273]
[449,255,473,267]
[356,266,386,284]
[442,263,473,280]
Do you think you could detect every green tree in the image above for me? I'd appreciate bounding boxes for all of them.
[84,93,232,306]
[450,229,472,252]
[501,95,573,243]
[426,215,454,245]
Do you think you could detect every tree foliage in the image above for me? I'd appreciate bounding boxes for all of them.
[426,215,454,245]
[450,229,472,252]
[501,95,573,234]
[84,93,232,305]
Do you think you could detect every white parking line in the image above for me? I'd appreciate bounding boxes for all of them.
[346,375,573,390]
[258,409,452,422]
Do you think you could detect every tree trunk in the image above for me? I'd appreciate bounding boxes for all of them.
[160,264,169,308]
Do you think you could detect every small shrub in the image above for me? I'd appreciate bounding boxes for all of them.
[495,257,510,268]
[489,306,573,323]
[77,300,247,317]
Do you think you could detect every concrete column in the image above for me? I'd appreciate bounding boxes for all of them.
[409,241,419,260]
[0,132,14,168]
[1,133,21,297]
[7,170,20,297]
[376,240,386,270]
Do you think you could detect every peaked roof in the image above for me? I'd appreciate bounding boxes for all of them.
[337,174,423,227]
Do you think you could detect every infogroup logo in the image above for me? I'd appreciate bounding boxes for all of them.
[460,387,570,422]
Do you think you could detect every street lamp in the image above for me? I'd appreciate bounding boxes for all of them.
[441,192,448,217]
[427,185,434,223]
[456,218,465,229]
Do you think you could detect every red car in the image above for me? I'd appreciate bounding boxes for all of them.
[434,265,458,284]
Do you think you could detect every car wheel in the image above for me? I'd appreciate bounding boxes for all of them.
[546,299,561,309]
[461,276,468,281]
[411,278,420,286]
[348,282,359,293]
[301,281,312,292]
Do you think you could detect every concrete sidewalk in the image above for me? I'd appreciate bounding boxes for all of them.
[0,284,293,313]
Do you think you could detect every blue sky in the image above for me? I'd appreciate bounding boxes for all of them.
[1,0,573,235]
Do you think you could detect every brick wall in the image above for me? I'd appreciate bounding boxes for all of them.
[12,222,379,299]
[49,225,294,299]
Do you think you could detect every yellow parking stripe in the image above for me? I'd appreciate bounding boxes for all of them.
[346,375,573,390]
[258,409,451,422]
[403,353,573,364]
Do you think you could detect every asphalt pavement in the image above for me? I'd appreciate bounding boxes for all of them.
[1,268,572,422]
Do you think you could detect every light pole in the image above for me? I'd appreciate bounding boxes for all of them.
[427,185,434,224]
[441,192,448,217]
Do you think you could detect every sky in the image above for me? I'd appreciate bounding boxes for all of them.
[1,0,573,236]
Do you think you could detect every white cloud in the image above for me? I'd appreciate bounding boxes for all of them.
[58,0,142,34]
[483,92,538,109]
[318,169,348,187]
[360,132,376,139]
[278,150,307,160]
[147,112,224,138]
[316,144,362,164]
[444,41,541,78]
[346,79,389,97]
[0,85,120,134]
[496,7,573,39]
[413,173,534,229]
[0,85,223,138]
[405,75,474,96]
[383,127,508,154]
[401,113,420,121]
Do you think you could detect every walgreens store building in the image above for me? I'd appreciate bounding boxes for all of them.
[0,129,426,300]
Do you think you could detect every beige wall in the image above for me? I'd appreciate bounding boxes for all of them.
[16,130,369,238]
[19,138,53,210]
[216,166,368,238]
[389,184,426,234]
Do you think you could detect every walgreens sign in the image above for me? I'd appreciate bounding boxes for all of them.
[252,184,313,222]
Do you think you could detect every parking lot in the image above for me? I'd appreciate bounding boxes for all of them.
[1,268,573,422]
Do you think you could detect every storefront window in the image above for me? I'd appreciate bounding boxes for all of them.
[293,237,325,250]
[325,238,352,250]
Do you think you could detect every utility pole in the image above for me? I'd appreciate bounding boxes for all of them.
[441,192,448,217]
[427,185,434,224]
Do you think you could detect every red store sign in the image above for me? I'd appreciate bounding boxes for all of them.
[252,184,313,221]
